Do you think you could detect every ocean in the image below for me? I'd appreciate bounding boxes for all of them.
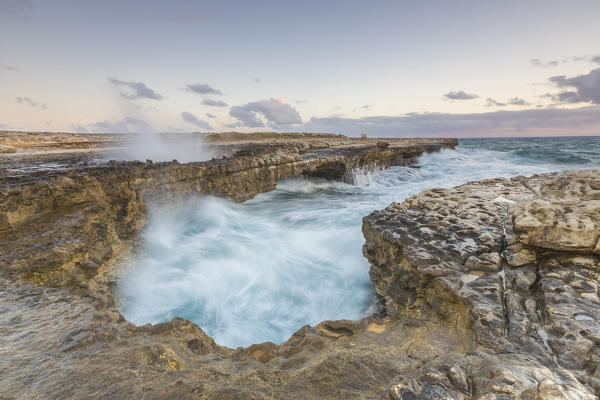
[118,136,600,348]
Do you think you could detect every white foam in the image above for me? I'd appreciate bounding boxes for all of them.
[106,133,214,163]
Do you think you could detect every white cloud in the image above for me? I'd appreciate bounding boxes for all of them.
[73,117,151,133]
[229,98,302,128]
[181,111,212,130]
[108,77,163,100]
[184,83,222,95]
[15,96,47,109]
[443,90,478,100]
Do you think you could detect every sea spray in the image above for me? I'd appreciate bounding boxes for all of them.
[118,136,600,348]
[107,132,214,162]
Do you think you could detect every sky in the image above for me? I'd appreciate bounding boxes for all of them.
[1,0,599,137]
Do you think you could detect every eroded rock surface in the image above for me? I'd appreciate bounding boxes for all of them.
[363,170,600,398]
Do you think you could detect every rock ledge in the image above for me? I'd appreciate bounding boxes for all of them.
[363,169,600,399]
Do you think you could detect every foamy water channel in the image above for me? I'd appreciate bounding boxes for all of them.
[118,137,600,347]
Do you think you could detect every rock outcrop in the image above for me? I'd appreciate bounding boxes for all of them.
[363,170,600,398]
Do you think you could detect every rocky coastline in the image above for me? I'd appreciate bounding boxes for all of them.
[1,133,598,399]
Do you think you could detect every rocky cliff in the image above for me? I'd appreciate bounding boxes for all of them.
[363,170,600,399]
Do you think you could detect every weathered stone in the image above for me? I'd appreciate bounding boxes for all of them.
[537,379,596,400]
[514,198,600,252]
[363,170,600,398]
[504,243,537,267]
[465,252,502,272]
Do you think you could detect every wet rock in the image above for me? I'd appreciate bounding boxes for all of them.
[537,379,596,400]
[465,252,502,272]
[232,342,279,363]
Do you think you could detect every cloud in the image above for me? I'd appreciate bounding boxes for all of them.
[73,117,150,133]
[299,106,600,137]
[181,112,212,130]
[229,107,265,128]
[202,99,228,107]
[15,96,47,109]
[135,104,159,112]
[229,97,302,128]
[486,97,531,107]
[108,77,163,100]
[184,83,222,95]
[362,104,374,109]
[206,113,217,118]
[443,90,478,100]
[508,97,530,106]
[531,58,560,68]
[549,68,600,104]
[485,98,506,107]
[531,55,600,68]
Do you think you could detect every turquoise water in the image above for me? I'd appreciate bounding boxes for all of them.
[118,136,600,348]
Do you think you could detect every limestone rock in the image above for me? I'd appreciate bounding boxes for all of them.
[363,170,600,398]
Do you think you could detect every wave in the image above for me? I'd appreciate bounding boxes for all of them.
[510,148,591,165]
[461,136,600,168]
[118,196,374,348]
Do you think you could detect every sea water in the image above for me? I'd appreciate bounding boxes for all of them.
[118,136,600,348]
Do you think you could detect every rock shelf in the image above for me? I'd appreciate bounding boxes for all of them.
[363,169,600,398]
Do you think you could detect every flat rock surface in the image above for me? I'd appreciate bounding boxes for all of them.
[363,169,600,398]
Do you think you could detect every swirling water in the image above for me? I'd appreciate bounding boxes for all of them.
[118,136,600,348]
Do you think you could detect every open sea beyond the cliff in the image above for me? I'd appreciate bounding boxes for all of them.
[118,136,600,348]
